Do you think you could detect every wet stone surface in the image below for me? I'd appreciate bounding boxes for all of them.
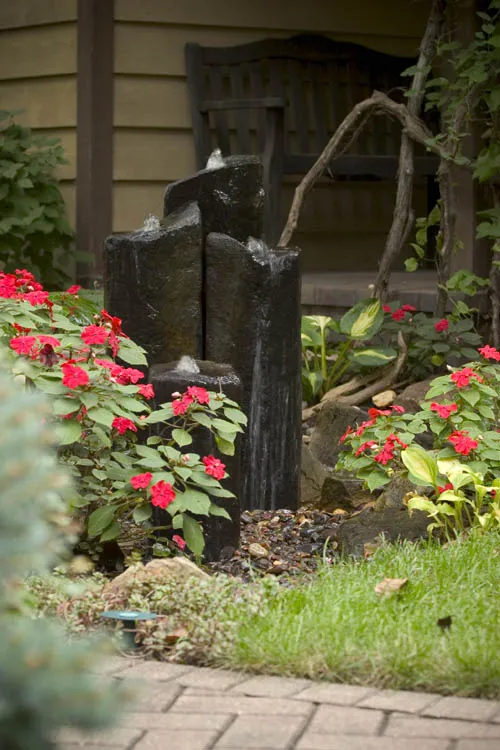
[204,508,343,581]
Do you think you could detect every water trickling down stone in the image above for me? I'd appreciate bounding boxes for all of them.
[141,214,161,232]
[205,148,225,170]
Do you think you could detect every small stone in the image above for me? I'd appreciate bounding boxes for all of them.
[241,512,253,524]
[372,389,396,407]
[269,516,280,526]
[248,542,269,559]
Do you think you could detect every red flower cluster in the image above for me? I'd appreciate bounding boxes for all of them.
[0,269,45,300]
[447,430,478,456]
[342,404,405,443]
[61,362,89,389]
[390,304,416,322]
[355,433,407,464]
[112,416,137,434]
[437,483,454,494]
[203,454,226,480]
[150,480,176,509]
[95,359,145,385]
[479,345,500,361]
[430,402,458,419]
[66,284,81,296]
[435,319,449,333]
[130,472,153,489]
[172,386,210,416]
[138,383,154,399]
[450,367,483,389]
[172,534,186,550]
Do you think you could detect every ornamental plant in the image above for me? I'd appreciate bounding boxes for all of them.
[337,345,500,533]
[0,269,246,558]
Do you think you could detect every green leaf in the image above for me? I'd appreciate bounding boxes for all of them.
[176,488,211,516]
[53,398,80,416]
[80,391,99,409]
[87,505,116,538]
[145,407,173,425]
[352,348,397,366]
[87,407,114,428]
[100,520,121,542]
[401,444,438,486]
[172,428,193,447]
[117,339,148,365]
[404,257,419,272]
[209,503,231,520]
[172,513,184,529]
[461,389,480,407]
[339,298,383,340]
[118,396,149,413]
[223,407,247,426]
[365,471,391,492]
[182,514,205,556]
[216,435,235,456]
[55,419,83,446]
[133,504,153,523]
[191,412,213,429]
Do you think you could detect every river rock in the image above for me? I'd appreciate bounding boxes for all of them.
[103,558,208,597]
[248,542,269,559]
[338,507,431,558]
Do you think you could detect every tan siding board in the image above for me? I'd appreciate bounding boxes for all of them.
[0,0,76,30]
[115,0,431,37]
[115,25,419,78]
[0,78,76,127]
[114,77,190,128]
[113,183,165,233]
[0,25,77,80]
[114,130,195,181]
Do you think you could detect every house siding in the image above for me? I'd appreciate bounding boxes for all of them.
[0,1,78,227]
[112,0,430,270]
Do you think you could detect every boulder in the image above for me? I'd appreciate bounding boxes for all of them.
[393,378,435,413]
[103,558,208,597]
[338,507,431,558]
[374,475,419,510]
[300,442,328,506]
[309,402,368,468]
[319,475,352,511]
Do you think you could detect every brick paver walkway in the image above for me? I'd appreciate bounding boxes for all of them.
[58,657,500,749]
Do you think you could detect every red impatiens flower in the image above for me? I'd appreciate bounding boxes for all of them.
[355,440,377,456]
[23,290,50,306]
[437,483,454,494]
[430,402,458,419]
[172,534,186,550]
[435,319,449,333]
[202,455,226,480]
[401,304,417,312]
[138,383,155,399]
[374,444,395,465]
[101,309,126,337]
[12,323,31,334]
[0,274,18,298]
[94,358,114,369]
[109,363,144,385]
[37,334,61,347]
[450,367,483,389]
[391,308,406,322]
[172,393,194,416]
[368,407,392,420]
[186,385,210,404]
[10,335,37,355]
[355,419,376,437]
[130,472,153,489]
[339,426,353,444]
[478,344,500,361]
[66,285,81,295]
[81,324,110,345]
[382,304,391,313]
[447,430,478,456]
[150,480,176,509]
[61,363,90,389]
[392,405,405,413]
[112,416,137,434]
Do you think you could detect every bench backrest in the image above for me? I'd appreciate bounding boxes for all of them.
[185,33,416,174]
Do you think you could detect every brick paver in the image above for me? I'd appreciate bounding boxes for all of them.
[56,659,500,750]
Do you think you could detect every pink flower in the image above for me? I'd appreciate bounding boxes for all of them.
[479,345,500,361]
[186,385,210,404]
[150,480,176,509]
[112,416,137,434]
[81,324,110,345]
[430,402,458,419]
[401,304,417,312]
[61,363,90,389]
[437,483,454,494]
[10,335,37,356]
[435,319,449,333]
[355,440,377,456]
[37,335,61,347]
[382,304,391,313]
[172,534,186,550]
[450,367,483,389]
[66,285,81,295]
[202,455,226,480]
[130,472,153,489]
[138,383,155,399]
[391,308,406,322]
[448,430,478,456]
[392,405,405,413]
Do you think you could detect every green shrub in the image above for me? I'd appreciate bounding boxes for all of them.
[0,111,75,288]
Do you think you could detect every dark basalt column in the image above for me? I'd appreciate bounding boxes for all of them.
[164,156,264,243]
[205,234,302,511]
[103,202,203,373]
[149,360,242,562]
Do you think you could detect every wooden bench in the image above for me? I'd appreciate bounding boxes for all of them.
[185,33,438,245]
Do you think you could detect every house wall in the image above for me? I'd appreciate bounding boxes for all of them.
[0,1,78,228]
[113,0,431,271]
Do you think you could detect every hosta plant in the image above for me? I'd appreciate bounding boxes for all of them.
[0,268,246,558]
[337,345,500,534]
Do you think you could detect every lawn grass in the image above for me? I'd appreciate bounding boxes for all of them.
[222,532,500,698]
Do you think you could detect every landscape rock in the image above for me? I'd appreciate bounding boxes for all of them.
[309,401,368,468]
[337,507,431,557]
[248,542,269,559]
[372,389,396,408]
[375,475,420,510]
[103,558,208,597]
[394,378,435,413]
[319,474,352,511]
[300,442,328,506]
